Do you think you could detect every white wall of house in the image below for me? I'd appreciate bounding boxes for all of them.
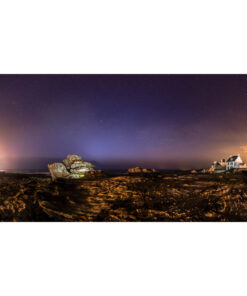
[226,156,243,170]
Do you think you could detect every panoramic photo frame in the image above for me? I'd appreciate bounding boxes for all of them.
[0,74,247,222]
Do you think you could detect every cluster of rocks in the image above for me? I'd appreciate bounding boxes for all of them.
[48,154,96,181]
[63,154,95,178]
[128,167,157,174]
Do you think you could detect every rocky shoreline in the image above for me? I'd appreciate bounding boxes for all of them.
[1,171,247,221]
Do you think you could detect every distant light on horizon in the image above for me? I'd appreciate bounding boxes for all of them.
[1,74,247,170]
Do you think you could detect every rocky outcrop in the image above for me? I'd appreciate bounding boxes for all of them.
[63,154,82,168]
[48,154,96,180]
[63,154,95,177]
[48,163,70,181]
[128,167,157,174]
[128,167,142,173]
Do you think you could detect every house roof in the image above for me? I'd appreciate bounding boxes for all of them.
[227,155,239,162]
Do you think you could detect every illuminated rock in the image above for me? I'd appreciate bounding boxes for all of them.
[69,173,85,179]
[63,154,95,168]
[63,154,83,168]
[64,154,95,177]
[70,167,91,173]
[49,154,96,180]
[48,163,70,181]
[70,161,95,169]
[128,167,142,173]
[70,161,86,169]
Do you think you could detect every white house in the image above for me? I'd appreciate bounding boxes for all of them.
[209,154,247,172]
[226,155,246,170]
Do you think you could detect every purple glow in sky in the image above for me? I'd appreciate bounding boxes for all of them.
[1,74,247,169]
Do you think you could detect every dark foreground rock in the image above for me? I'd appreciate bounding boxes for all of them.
[1,172,247,221]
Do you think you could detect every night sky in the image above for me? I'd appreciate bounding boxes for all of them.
[1,74,247,170]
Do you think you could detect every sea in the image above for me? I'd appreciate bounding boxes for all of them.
[0,157,187,175]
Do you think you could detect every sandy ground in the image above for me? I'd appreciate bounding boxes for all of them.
[1,172,247,221]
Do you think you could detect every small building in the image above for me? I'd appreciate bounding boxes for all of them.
[226,154,247,170]
[209,154,247,173]
[210,159,226,173]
